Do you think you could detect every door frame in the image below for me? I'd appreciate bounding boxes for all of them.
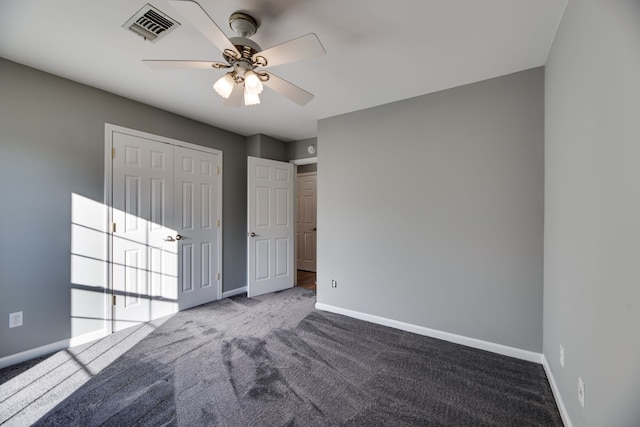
[290,156,317,286]
[104,123,223,331]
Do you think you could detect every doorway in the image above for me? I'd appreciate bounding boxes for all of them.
[293,160,317,291]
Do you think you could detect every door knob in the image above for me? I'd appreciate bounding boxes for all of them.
[248,232,259,237]
[175,234,183,240]
[164,236,175,242]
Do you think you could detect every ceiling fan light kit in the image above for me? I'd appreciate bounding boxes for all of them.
[212,72,235,98]
[243,70,264,95]
[144,0,326,107]
[244,91,261,106]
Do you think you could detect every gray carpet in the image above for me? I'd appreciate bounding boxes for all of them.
[7,288,562,426]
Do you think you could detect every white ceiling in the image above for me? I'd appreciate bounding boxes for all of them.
[0,0,566,142]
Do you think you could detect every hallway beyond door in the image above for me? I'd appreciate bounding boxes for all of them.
[296,270,316,291]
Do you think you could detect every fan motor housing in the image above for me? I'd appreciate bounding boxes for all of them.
[229,37,261,58]
[229,12,258,38]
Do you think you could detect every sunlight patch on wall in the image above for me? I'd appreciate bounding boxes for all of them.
[71,193,108,338]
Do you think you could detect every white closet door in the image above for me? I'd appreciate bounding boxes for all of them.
[112,131,176,331]
[110,126,221,331]
[174,146,220,310]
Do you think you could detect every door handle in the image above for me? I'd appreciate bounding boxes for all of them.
[164,234,184,242]
[248,232,259,237]
[313,228,317,231]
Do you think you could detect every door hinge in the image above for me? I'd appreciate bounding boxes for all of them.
[112,147,116,158]
[216,219,220,228]
[216,272,221,281]
[112,295,116,305]
[111,222,117,233]
[216,166,220,175]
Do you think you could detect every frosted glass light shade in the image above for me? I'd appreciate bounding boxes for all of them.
[243,70,264,95]
[213,73,235,98]
[244,90,260,106]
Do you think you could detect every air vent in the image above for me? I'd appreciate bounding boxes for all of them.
[123,4,180,43]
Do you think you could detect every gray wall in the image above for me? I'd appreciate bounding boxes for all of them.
[246,134,287,161]
[544,1,640,425]
[288,137,318,161]
[318,68,545,352]
[246,134,261,158]
[0,58,247,359]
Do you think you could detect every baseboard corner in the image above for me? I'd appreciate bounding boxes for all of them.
[542,355,573,427]
[314,302,542,364]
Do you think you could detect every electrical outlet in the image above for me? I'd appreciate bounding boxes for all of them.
[331,279,337,288]
[578,377,585,407]
[559,344,564,368]
[9,311,23,328]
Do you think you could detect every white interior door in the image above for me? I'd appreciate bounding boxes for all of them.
[296,172,317,272]
[174,146,220,310]
[247,157,295,297]
[112,131,176,331]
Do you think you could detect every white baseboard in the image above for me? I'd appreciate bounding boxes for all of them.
[222,286,247,298]
[314,303,543,364]
[0,339,69,370]
[69,328,109,348]
[314,304,574,424]
[542,355,573,427]
[0,328,109,370]
[2,289,250,369]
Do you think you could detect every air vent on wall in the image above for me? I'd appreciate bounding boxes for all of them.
[123,4,180,43]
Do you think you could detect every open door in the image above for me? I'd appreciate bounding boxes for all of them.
[247,157,295,297]
[296,172,317,272]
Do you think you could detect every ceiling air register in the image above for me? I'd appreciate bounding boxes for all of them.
[123,4,180,43]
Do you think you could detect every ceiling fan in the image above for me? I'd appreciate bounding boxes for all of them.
[143,0,326,107]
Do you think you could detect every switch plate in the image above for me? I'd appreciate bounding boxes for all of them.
[9,311,23,328]
[331,280,337,288]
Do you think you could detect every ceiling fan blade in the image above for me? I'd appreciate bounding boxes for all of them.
[223,84,243,108]
[262,73,314,106]
[167,0,240,57]
[143,60,228,69]
[253,34,325,68]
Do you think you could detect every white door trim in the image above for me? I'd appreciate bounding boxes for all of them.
[289,157,317,286]
[104,123,223,330]
[289,157,317,166]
